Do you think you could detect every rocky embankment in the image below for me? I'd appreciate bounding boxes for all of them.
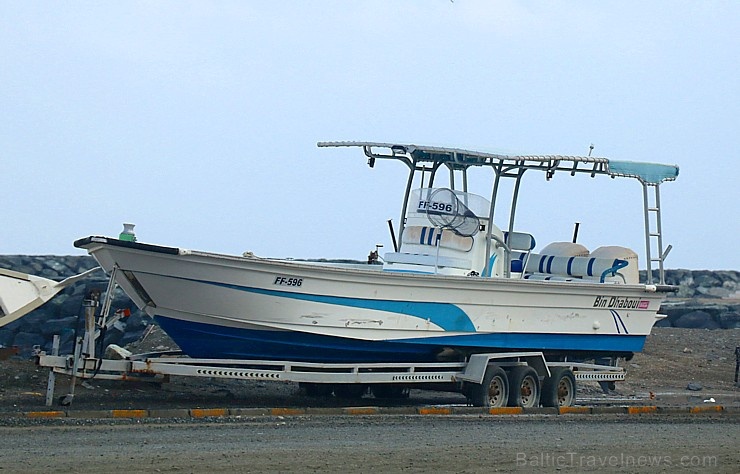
[0,256,738,358]
[643,269,739,330]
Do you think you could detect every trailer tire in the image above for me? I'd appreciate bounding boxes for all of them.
[506,366,541,408]
[469,365,508,408]
[541,367,576,407]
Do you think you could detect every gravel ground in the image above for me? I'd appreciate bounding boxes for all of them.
[1,327,738,412]
[0,415,738,473]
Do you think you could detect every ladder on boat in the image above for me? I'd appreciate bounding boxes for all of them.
[642,182,671,285]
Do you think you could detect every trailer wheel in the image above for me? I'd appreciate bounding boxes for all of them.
[469,365,508,408]
[541,367,576,407]
[506,366,541,408]
[333,384,367,399]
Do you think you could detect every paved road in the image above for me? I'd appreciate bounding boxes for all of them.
[2,414,738,473]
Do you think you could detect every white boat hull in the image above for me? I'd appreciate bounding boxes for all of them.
[76,237,668,363]
[0,266,100,328]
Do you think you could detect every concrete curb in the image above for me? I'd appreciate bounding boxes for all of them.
[9,404,737,421]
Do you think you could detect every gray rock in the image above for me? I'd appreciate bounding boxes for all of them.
[45,328,78,355]
[120,328,147,346]
[0,328,17,347]
[47,259,70,274]
[695,286,730,298]
[58,291,85,318]
[673,311,721,329]
[67,282,89,298]
[686,382,703,391]
[123,311,149,331]
[693,271,722,288]
[718,311,740,329]
[102,324,125,347]
[0,256,23,269]
[40,316,81,337]
[19,310,49,328]
[654,318,673,327]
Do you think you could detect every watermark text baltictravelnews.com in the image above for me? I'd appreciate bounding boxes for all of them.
[516,451,718,469]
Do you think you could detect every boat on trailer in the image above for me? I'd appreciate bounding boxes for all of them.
[74,142,679,366]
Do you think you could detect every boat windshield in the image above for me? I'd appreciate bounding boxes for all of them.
[408,188,491,220]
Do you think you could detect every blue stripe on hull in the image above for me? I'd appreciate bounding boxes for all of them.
[155,316,646,363]
[201,279,476,332]
[156,316,441,363]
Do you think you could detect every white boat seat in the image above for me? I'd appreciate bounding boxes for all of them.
[504,232,536,275]
[503,231,536,251]
[521,253,629,283]
[402,226,474,252]
[384,252,472,270]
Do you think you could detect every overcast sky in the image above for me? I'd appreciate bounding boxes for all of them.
[1,1,738,270]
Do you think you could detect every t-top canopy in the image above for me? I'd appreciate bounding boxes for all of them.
[317,141,679,184]
[606,160,679,185]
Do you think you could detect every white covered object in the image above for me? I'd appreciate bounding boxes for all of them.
[590,246,639,284]
[540,242,590,257]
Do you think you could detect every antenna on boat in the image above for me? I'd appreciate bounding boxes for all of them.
[387,220,399,252]
[588,144,594,156]
[572,222,580,243]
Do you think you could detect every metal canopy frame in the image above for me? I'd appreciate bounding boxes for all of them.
[317,141,678,283]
